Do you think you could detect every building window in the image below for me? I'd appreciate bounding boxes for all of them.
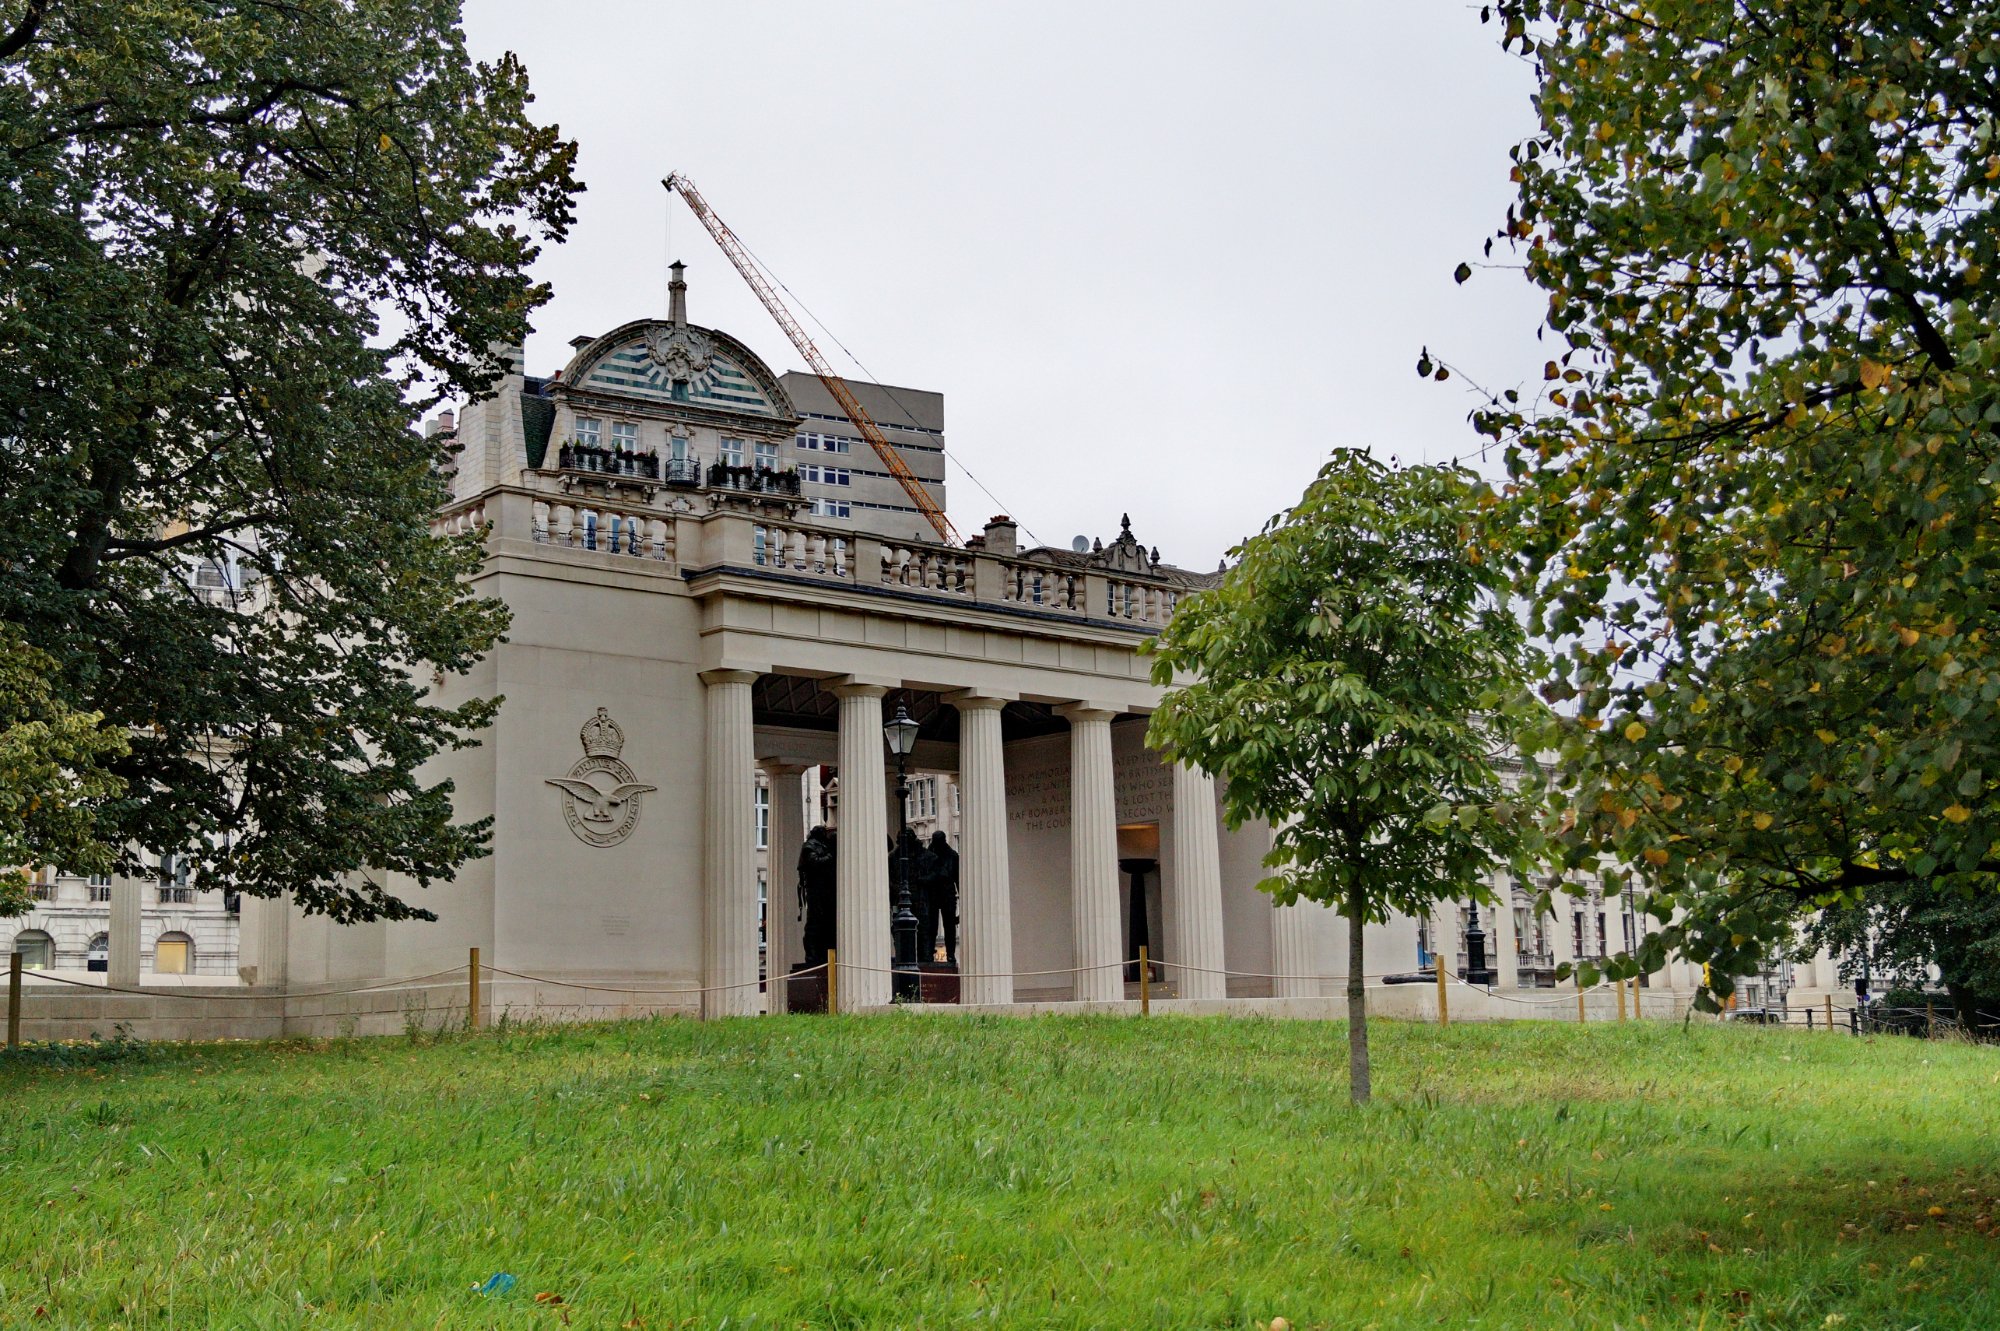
[752,525,768,566]
[10,929,54,970]
[153,931,193,975]
[1595,912,1607,956]
[756,784,770,850]
[795,432,851,454]
[809,498,852,520]
[906,776,938,822]
[799,464,851,487]
[575,417,601,449]
[610,421,639,451]
[158,854,193,905]
[87,876,111,903]
[1572,911,1584,958]
[753,439,779,470]
[670,435,689,462]
[1031,573,1044,606]
[86,932,109,973]
[582,512,598,551]
[721,437,745,468]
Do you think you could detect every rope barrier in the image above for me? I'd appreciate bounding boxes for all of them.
[18,965,471,1002]
[480,963,825,999]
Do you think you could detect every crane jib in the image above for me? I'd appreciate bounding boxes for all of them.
[661,175,959,546]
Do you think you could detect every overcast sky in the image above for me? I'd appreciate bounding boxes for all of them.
[460,1,1548,570]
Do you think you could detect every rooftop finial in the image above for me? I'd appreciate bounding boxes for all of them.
[668,260,687,326]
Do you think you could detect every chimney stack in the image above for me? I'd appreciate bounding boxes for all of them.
[668,260,688,326]
[983,515,1018,556]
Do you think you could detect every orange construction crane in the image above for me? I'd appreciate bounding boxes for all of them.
[663,174,959,546]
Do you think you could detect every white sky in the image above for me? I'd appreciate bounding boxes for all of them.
[460,1,1549,570]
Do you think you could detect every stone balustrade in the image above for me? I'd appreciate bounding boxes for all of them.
[434,482,1191,629]
[755,518,849,578]
[533,499,674,559]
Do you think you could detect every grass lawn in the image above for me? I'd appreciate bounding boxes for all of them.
[2,1015,1997,1329]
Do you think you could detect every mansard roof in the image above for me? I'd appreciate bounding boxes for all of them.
[557,318,798,426]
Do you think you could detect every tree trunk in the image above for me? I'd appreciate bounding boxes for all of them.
[1945,980,1978,1036]
[1346,894,1370,1105]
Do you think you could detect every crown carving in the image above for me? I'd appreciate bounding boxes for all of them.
[579,707,626,759]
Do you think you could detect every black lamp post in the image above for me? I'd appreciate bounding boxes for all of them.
[1464,901,1496,987]
[884,702,923,1001]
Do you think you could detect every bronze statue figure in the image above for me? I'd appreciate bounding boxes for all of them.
[798,824,837,965]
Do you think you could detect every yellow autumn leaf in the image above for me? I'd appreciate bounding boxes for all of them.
[1624,721,1648,742]
[1643,847,1669,866]
[1898,626,1921,647]
[1691,694,1710,714]
[1753,812,1774,830]
[1815,729,1838,745]
[1859,359,1888,389]
[1723,755,1744,774]
[1943,804,1972,823]
[379,132,394,151]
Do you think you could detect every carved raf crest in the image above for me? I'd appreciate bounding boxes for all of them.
[546,708,656,847]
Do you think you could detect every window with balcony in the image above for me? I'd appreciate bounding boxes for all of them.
[87,875,111,903]
[575,417,602,449]
[721,437,745,468]
[158,854,193,905]
[753,440,779,470]
[610,421,638,451]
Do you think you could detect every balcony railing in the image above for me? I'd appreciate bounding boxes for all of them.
[707,462,801,496]
[556,443,660,480]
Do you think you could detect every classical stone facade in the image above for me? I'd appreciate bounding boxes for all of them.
[216,272,1841,1027]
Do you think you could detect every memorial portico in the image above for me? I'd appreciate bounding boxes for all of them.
[243,281,1307,1019]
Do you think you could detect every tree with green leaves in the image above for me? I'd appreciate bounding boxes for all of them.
[1145,450,1540,1103]
[1805,880,2000,1030]
[1446,2,2000,999]
[0,0,579,919]
[0,632,128,918]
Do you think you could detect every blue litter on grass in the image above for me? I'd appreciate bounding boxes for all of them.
[473,1273,517,1297]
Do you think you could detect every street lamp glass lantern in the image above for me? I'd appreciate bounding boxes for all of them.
[883,704,921,758]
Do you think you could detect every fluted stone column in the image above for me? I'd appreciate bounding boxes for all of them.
[762,763,808,1013]
[950,693,1015,1005]
[109,876,142,987]
[1169,762,1227,1000]
[1271,900,1319,998]
[1060,705,1122,1003]
[834,683,892,1009]
[1492,881,1519,991]
[701,669,761,1018]
[1551,889,1578,988]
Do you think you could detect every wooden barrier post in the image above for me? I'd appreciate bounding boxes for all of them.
[1139,946,1150,1017]
[1617,978,1628,1021]
[468,946,481,1033]
[827,948,838,1016]
[1435,959,1449,1028]
[1825,993,1834,1032]
[1926,999,1935,1038]
[1577,986,1587,1023]
[6,950,21,1049]
[1632,977,1642,1018]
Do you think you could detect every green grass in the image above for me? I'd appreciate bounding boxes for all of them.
[2,1016,1997,1330]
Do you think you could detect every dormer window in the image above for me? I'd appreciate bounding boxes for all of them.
[575,417,602,449]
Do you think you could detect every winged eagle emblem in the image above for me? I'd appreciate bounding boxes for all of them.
[545,774,659,823]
